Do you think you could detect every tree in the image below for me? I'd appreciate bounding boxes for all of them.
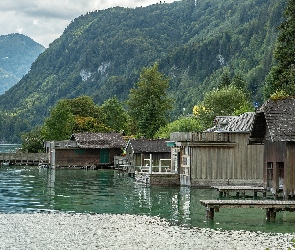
[41,96,107,141]
[264,0,295,98]
[155,117,202,139]
[127,63,173,138]
[197,85,252,129]
[21,126,45,153]
[101,96,128,133]
[42,99,74,140]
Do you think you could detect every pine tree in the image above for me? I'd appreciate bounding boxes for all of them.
[127,63,173,138]
[264,0,295,98]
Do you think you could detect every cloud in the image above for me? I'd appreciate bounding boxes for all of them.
[0,0,178,47]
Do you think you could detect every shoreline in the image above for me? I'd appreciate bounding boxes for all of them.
[0,213,294,249]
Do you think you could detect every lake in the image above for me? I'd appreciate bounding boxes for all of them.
[0,166,295,234]
[0,144,21,153]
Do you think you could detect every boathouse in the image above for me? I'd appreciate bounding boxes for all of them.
[125,138,171,171]
[169,112,264,186]
[249,98,295,196]
[45,132,126,168]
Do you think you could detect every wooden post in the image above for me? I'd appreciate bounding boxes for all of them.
[254,191,258,198]
[219,191,223,198]
[206,207,214,220]
[266,208,276,221]
[236,192,240,199]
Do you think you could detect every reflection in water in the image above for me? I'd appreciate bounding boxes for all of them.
[0,166,295,234]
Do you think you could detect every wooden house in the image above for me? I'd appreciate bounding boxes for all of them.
[45,132,126,168]
[170,112,264,186]
[125,139,171,171]
[249,98,295,196]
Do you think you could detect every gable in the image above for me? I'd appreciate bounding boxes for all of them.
[250,98,295,142]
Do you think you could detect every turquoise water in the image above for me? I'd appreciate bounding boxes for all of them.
[0,144,21,153]
[0,166,295,234]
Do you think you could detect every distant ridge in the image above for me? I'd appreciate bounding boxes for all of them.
[0,33,45,94]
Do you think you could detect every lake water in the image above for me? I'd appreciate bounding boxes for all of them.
[0,144,21,153]
[0,166,295,234]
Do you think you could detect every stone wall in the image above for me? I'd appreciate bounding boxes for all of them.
[150,173,179,186]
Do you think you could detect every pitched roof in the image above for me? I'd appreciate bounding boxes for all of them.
[206,112,255,133]
[70,132,126,148]
[126,139,170,153]
[260,98,295,142]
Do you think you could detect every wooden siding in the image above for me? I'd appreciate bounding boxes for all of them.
[54,148,120,167]
[188,134,264,186]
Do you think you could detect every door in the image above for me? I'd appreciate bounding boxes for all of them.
[266,162,273,190]
[100,148,109,164]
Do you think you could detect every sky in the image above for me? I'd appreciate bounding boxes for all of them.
[0,0,178,48]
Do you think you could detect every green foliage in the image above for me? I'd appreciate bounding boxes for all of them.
[21,127,45,153]
[42,99,74,140]
[0,0,288,141]
[72,115,111,133]
[155,117,202,139]
[127,63,173,138]
[101,96,128,133]
[269,89,290,101]
[199,85,253,129]
[41,96,110,140]
[264,0,295,98]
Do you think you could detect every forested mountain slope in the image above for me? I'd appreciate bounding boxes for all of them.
[0,33,45,94]
[0,0,287,142]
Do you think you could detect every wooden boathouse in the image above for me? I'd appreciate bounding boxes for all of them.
[125,138,171,171]
[249,97,295,197]
[169,112,264,187]
[45,132,126,168]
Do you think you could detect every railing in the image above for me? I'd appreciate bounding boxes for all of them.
[0,152,49,165]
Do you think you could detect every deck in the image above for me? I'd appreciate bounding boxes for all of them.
[200,199,295,220]
[211,185,266,198]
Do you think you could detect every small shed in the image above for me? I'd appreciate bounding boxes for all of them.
[45,132,126,168]
[249,98,295,196]
[170,112,264,186]
[125,139,171,170]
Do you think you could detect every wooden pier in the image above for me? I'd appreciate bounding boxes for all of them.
[0,152,49,166]
[200,199,295,221]
[212,186,266,198]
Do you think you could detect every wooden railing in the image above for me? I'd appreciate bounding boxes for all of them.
[0,152,49,165]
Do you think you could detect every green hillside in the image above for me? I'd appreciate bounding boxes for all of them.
[0,0,287,142]
[0,33,45,94]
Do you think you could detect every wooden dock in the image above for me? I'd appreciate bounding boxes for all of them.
[212,185,266,198]
[200,199,295,221]
[0,152,49,166]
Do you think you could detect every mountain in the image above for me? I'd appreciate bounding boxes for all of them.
[0,0,288,142]
[0,33,45,94]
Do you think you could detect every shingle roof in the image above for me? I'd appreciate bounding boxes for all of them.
[262,98,295,141]
[126,139,170,153]
[206,112,255,133]
[70,132,126,148]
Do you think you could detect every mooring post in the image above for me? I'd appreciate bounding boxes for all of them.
[254,191,258,198]
[266,208,276,221]
[206,207,214,220]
